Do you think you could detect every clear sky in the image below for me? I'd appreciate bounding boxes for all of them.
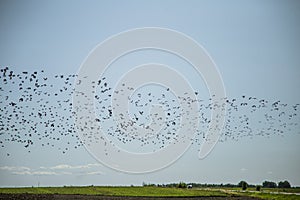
[0,0,300,187]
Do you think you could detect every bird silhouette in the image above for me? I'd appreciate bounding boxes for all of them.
[0,66,299,156]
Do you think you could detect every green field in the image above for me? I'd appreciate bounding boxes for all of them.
[242,192,300,200]
[0,186,300,199]
[0,186,227,197]
[213,187,300,200]
[220,187,300,193]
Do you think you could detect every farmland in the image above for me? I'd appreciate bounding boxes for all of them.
[0,186,300,200]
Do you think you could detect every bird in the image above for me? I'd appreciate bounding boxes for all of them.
[0,66,299,156]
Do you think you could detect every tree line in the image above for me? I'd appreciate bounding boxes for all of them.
[142,180,292,189]
[238,180,291,191]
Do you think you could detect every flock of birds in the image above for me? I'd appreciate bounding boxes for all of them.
[0,66,299,156]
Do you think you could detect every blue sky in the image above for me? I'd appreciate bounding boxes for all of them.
[0,0,300,187]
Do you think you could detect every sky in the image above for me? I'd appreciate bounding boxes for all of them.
[0,0,300,187]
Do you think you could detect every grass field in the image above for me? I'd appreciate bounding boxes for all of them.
[213,187,300,200]
[220,187,300,193]
[0,186,227,197]
[241,192,300,200]
[0,186,300,199]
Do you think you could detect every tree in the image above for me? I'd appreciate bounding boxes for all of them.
[278,181,291,188]
[238,181,248,190]
[242,182,247,190]
[177,182,187,188]
[256,185,261,191]
[262,181,277,188]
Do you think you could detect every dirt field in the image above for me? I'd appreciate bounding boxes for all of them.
[0,194,263,200]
